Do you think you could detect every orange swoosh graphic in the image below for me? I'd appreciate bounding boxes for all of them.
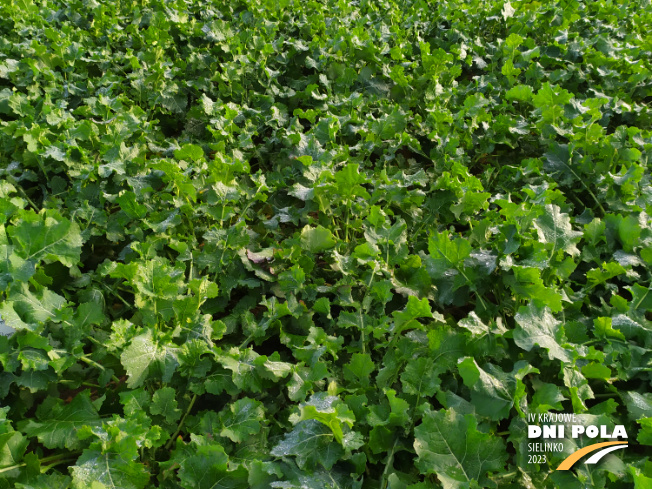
[556,441,628,470]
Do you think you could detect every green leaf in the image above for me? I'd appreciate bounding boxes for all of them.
[287,363,328,402]
[581,362,611,380]
[0,431,28,469]
[631,467,652,488]
[543,143,572,180]
[501,59,521,77]
[15,473,72,489]
[170,437,248,489]
[72,303,106,331]
[334,164,370,200]
[514,303,571,362]
[505,33,524,49]
[292,393,355,445]
[3,283,67,331]
[392,296,433,331]
[617,215,641,252]
[374,109,406,140]
[71,450,149,489]
[622,392,652,421]
[505,84,534,102]
[271,419,342,470]
[273,464,360,489]
[457,358,514,421]
[218,348,264,393]
[457,311,491,336]
[261,357,293,381]
[587,263,627,288]
[628,284,652,313]
[563,367,593,412]
[120,330,179,388]
[116,192,147,220]
[368,389,410,429]
[8,211,82,267]
[0,245,35,285]
[505,266,563,312]
[300,225,336,253]
[175,144,204,162]
[532,382,566,411]
[343,353,375,387]
[219,397,265,443]
[150,387,181,424]
[119,389,151,417]
[532,83,573,124]
[21,391,102,450]
[400,357,440,399]
[533,205,582,257]
[414,408,507,488]
[637,417,652,445]
[428,231,471,270]
[0,302,33,333]
[160,90,188,113]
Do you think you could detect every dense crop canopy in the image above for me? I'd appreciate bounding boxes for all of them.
[0,0,651,487]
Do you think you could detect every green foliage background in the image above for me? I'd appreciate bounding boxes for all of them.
[0,0,651,487]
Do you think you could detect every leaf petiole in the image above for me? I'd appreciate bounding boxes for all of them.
[165,393,198,451]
